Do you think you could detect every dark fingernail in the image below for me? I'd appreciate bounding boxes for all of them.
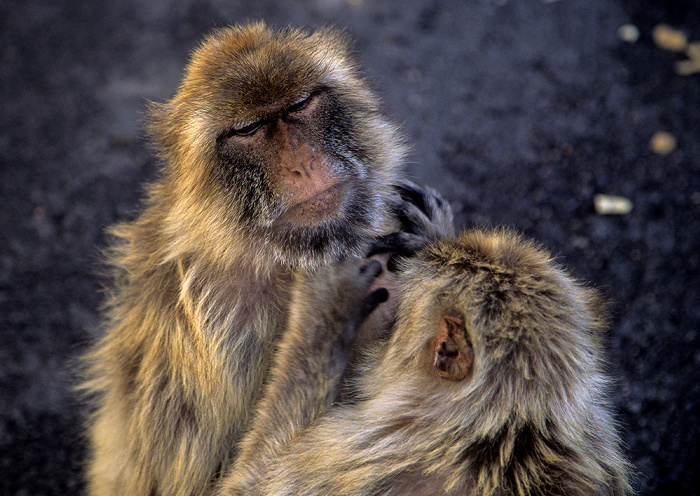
[370,287,389,304]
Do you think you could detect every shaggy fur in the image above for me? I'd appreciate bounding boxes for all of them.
[224,228,632,496]
[80,22,405,496]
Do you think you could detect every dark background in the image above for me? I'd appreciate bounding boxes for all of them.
[1,0,698,494]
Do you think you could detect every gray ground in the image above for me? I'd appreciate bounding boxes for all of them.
[1,0,698,494]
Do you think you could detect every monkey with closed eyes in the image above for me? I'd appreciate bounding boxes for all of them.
[80,22,453,496]
[221,228,633,496]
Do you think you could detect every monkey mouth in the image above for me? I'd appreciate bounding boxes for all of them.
[280,183,347,225]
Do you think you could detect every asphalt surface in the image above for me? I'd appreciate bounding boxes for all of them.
[1,0,698,494]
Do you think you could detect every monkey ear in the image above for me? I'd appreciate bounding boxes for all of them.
[431,315,473,381]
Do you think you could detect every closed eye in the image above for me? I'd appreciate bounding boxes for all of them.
[226,119,262,137]
[287,93,313,114]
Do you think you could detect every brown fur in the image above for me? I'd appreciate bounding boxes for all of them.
[80,22,406,496]
[222,228,632,496]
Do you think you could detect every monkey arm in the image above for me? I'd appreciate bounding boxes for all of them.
[218,260,387,495]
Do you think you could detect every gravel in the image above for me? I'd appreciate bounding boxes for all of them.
[1,0,698,494]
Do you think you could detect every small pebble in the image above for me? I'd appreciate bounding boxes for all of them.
[675,57,700,76]
[617,24,640,43]
[649,131,677,155]
[594,194,633,215]
[652,24,688,52]
[686,41,700,59]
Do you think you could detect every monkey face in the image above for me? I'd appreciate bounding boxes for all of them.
[213,89,369,227]
[149,23,404,270]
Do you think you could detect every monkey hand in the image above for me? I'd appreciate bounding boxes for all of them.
[368,180,454,265]
[277,258,390,394]
[355,253,398,344]
[395,180,454,238]
[297,258,388,352]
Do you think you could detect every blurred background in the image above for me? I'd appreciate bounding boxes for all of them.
[1,0,698,494]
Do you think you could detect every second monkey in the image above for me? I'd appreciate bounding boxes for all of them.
[222,229,632,496]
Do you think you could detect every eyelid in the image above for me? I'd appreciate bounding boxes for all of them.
[223,91,317,139]
[287,92,313,112]
[226,119,262,137]
[232,119,261,132]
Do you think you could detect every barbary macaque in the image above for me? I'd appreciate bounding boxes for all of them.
[80,22,452,496]
[222,228,632,496]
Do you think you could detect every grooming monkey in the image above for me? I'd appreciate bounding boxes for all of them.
[222,228,632,496]
[81,22,453,496]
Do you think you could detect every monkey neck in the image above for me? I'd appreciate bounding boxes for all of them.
[177,253,294,313]
[132,185,321,312]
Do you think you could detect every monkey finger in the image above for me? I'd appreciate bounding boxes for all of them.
[385,193,408,215]
[395,200,432,235]
[386,196,424,235]
[359,288,389,323]
[366,232,413,257]
[359,258,383,278]
[393,231,437,257]
[390,232,429,254]
[400,180,449,214]
[399,199,454,242]
[390,183,438,235]
[395,181,453,236]
[394,180,430,217]
[395,180,449,220]
[365,232,430,264]
[367,287,389,306]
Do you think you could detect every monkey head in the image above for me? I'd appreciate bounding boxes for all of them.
[385,229,608,428]
[147,22,406,271]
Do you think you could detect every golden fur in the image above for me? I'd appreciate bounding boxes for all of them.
[223,229,632,496]
[80,22,405,496]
